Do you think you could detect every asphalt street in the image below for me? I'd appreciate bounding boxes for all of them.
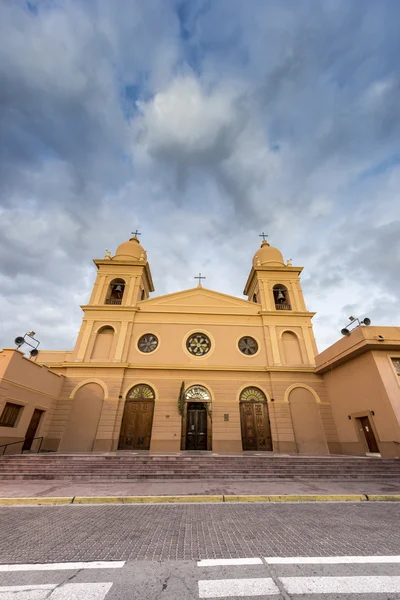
[1,502,400,599]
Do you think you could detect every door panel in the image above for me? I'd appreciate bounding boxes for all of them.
[359,416,379,453]
[240,402,272,451]
[23,409,44,452]
[186,404,207,450]
[118,400,154,450]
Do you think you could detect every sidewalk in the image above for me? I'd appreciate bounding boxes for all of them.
[0,477,399,501]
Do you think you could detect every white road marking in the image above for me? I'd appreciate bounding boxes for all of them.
[50,582,113,600]
[0,561,125,572]
[198,558,263,566]
[281,575,400,594]
[198,577,280,597]
[0,583,113,600]
[265,555,400,564]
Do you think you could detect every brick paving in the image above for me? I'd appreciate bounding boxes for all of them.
[0,503,399,563]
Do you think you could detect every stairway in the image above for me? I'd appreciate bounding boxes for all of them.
[0,453,399,481]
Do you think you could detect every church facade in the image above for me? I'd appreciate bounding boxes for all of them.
[2,234,399,457]
[34,234,339,455]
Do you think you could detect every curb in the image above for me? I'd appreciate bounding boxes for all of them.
[0,494,400,505]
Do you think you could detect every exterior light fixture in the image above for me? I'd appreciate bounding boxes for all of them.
[348,415,352,420]
[341,316,371,336]
[14,332,40,359]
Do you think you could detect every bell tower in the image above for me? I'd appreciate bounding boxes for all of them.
[71,233,154,363]
[244,236,317,366]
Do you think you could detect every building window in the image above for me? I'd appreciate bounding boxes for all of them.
[138,334,159,353]
[126,384,155,400]
[186,333,211,356]
[0,402,23,428]
[391,358,400,375]
[273,284,291,310]
[238,336,258,356]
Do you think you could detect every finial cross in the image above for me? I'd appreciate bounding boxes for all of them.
[131,230,141,238]
[259,232,268,241]
[194,272,206,285]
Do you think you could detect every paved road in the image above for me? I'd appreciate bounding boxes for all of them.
[1,503,400,598]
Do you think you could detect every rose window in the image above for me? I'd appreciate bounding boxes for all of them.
[238,336,258,355]
[138,334,158,353]
[186,333,211,356]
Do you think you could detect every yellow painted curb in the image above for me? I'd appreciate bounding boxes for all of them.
[223,494,367,502]
[367,495,400,502]
[0,497,73,505]
[73,495,224,504]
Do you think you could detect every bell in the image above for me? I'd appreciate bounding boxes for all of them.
[114,285,123,293]
[277,290,285,301]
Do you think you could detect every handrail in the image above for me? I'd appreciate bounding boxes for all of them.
[0,437,43,456]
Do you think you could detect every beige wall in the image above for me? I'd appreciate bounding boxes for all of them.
[0,349,64,451]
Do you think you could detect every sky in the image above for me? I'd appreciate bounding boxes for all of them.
[0,0,399,353]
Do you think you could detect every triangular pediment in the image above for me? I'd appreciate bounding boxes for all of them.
[139,287,259,314]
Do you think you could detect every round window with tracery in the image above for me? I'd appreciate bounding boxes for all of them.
[138,334,158,353]
[238,336,258,356]
[186,332,211,356]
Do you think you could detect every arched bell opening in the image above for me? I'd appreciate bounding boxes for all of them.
[273,284,291,310]
[118,384,155,450]
[240,387,272,451]
[181,385,212,451]
[105,278,126,305]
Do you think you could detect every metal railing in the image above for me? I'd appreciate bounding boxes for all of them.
[0,437,43,456]
[275,304,291,310]
[105,298,122,305]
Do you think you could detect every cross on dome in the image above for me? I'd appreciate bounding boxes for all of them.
[131,230,141,238]
[259,232,268,241]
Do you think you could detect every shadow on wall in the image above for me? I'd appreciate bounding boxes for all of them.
[59,383,104,452]
[289,387,328,454]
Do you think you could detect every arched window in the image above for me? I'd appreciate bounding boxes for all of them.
[91,326,115,361]
[282,331,303,365]
[140,289,146,301]
[252,293,258,303]
[105,278,126,305]
[184,385,211,402]
[240,387,266,403]
[273,284,291,310]
[126,384,155,400]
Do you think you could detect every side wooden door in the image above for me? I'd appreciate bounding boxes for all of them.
[359,416,379,453]
[22,409,44,452]
[118,400,154,450]
[240,402,272,451]
[185,404,207,450]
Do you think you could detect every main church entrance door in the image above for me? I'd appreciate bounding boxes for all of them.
[118,384,155,450]
[185,402,207,450]
[240,387,272,451]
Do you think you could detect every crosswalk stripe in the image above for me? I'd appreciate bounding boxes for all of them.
[198,577,280,597]
[265,555,400,564]
[198,558,263,567]
[49,582,113,600]
[0,561,125,572]
[281,575,400,594]
[0,585,57,592]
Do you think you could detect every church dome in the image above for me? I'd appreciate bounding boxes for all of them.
[253,240,285,267]
[113,236,147,261]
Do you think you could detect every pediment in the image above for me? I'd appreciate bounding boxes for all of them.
[139,287,259,314]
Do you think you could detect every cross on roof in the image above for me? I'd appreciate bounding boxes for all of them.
[259,232,268,241]
[131,230,141,237]
[194,272,206,285]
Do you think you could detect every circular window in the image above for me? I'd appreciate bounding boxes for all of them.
[138,334,158,353]
[238,336,258,356]
[186,332,211,356]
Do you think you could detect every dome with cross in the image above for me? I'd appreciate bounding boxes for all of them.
[114,233,147,261]
[253,238,285,267]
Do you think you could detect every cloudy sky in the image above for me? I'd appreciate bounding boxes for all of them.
[0,0,399,353]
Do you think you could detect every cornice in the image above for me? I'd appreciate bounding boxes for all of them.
[42,362,316,373]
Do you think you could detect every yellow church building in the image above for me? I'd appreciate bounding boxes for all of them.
[1,233,399,458]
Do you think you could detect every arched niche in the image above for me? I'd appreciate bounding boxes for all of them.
[273,284,291,310]
[288,386,328,454]
[281,330,303,365]
[59,382,104,452]
[105,278,126,305]
[91,326,115,361]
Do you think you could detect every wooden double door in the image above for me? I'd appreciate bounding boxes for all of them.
[118,400,154,450]
[240,401,272,451]
[185,403,207,451]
